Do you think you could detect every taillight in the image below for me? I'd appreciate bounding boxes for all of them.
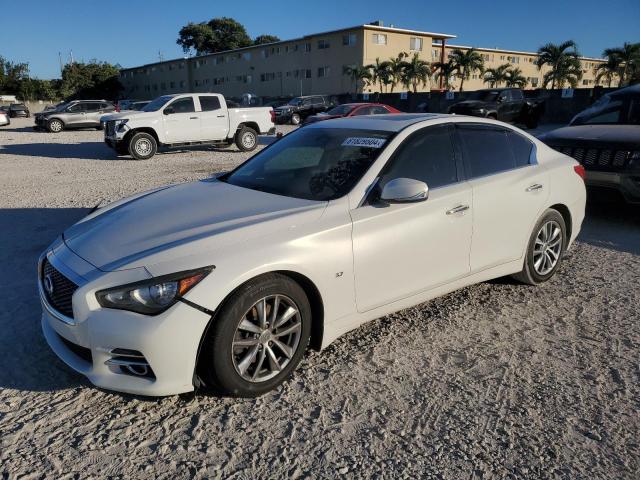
[270,109,275,123]
[573,164,586,180]
[115,105,121,112]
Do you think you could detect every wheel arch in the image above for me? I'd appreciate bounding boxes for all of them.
[236,121,260,134]
[124,127,160,145]
[549,203,572,245]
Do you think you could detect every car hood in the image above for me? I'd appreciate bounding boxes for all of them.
[101,111,147,121]
[63,179,326,271]
[451,100,491,110]
[538,125,640,144]
[305,114,342,124]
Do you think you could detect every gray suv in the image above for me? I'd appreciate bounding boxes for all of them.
[34,100,115,132]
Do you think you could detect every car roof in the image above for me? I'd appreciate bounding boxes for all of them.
[305,113,451,131]
[340,103,389,107]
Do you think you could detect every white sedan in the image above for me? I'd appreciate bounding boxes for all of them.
[39,114,586,397]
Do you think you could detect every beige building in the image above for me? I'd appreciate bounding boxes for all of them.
[119,22,611,99]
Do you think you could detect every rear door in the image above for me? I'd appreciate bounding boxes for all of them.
[197,95,228,141]
[63,102,87,126]
[83,102,103,126]
[456,124,548,271]
[162,96,200,143]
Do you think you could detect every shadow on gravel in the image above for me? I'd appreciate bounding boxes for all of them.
[0,207,91,392]
[579,189,640,256]
[0,141,116,160]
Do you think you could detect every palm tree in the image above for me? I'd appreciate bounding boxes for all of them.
[343,65,372,94]
[366,57,392,93]
[448,48,484,92]
[594,56,622,87]
[432,61,457,90]
[603,42,640,85]
[504,67,528,88]
[400,53,431,93]
[388,52,408,93]
[536,40,582,89]
[483,64,511,87]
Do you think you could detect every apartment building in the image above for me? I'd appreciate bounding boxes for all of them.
[119,22,610,99]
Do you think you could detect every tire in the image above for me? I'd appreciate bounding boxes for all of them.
[234,126,258,152]
[128,132,157,160]
[290,113,301,125]
[199,273,312,397]
[525,117,539,129]
[487,113,498,120]
[46,118,64,133]
[513,209,567,285]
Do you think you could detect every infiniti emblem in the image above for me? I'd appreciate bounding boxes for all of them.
[44,274,54,295]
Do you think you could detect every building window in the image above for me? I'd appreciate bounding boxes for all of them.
[432,49,440,61]
[410,37,423,51]
[318,39,330,49]
[170,81,175,89]
[180,80,185,88]
[342,33,356,46]
[318,66,330,77]
[372,33,387,45]
[261,49,269,59]
[305,69,312,79]
[260,72,276,82]
[179,63,185,69]
[303,42,311,53]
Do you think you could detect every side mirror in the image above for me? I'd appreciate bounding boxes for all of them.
[163,107,175,115]
[380,178,429,203]
[497,96,504,103]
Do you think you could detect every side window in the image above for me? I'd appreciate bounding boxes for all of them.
[379,125,457,190]
[511,90,523,101]
[583,100,624,124]
[303,98,312,106]
[84,103,100,112]
[507,131,534,167]
[458,126,515,178]
[199,96,221,112]
[67,104,82,113]
[498,91,509,102]
[371,106,389,114]
[168,97,195,113]
[352,106,373,116]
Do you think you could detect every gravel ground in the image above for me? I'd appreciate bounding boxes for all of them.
[1,117,639,479]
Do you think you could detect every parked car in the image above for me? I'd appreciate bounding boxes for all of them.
[0,110,9,126]
[448,88,544,128]
[539,84,640,203]
[39,114,585,397]
[274,95,334,125]
[302,103,401,125]
[9,103,30,118]
[34,100,116,132]
[102,93,275,159]
[116,99,137,112]
[129,101,150,111]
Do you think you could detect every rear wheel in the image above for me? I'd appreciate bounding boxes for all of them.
[234,126,258,152]
[199,273,311,397]
[128,132,157,160]
[513,209,567,285]
[47,118,64,133]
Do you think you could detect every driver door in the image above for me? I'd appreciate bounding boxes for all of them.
[64,103,86,126]
[350,124,473,312]
[162,96,200,143]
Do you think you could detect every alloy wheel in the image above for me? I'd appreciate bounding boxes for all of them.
[232,295,302,382]
[533,220,562,275]
[241,132,256,149]
[134,138,152,156]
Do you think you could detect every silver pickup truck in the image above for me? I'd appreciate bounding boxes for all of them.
[102,93,276,159]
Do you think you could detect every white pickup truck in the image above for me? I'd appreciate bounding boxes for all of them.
[103,93,275,159]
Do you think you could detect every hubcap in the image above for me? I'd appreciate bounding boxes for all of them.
[51,121,62,132]
[533,220,562,275]
[232,295,302,383]
[135,138,152,156]
[241,132,256,149]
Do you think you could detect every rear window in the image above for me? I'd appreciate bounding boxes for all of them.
[199,96,221,112]
[457,126,516,178]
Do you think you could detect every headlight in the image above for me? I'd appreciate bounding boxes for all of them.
[472,108,486,115]
[115,119,129,131]
[96,266,213,315]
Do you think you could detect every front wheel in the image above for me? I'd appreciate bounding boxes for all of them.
[513,209,567,285]
[128,132,157,160]
[198,273,311,397]
[290,113,301,125]
[47,118,64,133]
[234,126,258,152]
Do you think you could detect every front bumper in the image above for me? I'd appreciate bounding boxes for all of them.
[40,246,212,396]
[585,170,640,204]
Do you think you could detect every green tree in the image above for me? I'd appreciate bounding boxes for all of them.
[388,52,408,93]
[366,57,392,93]
[595,56,622,87]
[0,56,29,95]
[343,65,372,94]
[60,61,122,100]
[483,64,513,87]
[177,17,253,55]
[536,40,582,89]
[253,34,281,45]
[433,61,458,90]
[603,42,640,85]
[448,48,484,92]
[400,53,431,93]
[504,67,528,88]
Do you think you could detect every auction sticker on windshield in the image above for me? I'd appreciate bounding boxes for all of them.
[342,137,386,148]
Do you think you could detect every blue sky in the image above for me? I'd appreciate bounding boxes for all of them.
[3,0,639,79]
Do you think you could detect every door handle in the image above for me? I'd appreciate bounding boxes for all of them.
[526,183,543,192]
[217,115,225,118]
[446,205,470,215]
[189,116,199,120]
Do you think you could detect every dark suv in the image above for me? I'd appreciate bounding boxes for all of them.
[448,88,544,128]
[274,95,334,125]
[34,100,116,132]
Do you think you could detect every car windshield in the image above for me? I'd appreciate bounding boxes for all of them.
[468,91,500,102]
[570,93,639,125]
[142,95,174,112]
[287,98,303,106]
[221,128,393,201]
[326,105,355,116]
[131,102,149,111]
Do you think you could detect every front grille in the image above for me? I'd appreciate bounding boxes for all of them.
[42,259,78,318]
[105,120,116,136]
[57,333,92,363]
[551,145,632,170]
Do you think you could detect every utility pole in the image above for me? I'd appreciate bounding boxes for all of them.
[158,50,164,62]
[58,52,64,75]
[69,50,74,64]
